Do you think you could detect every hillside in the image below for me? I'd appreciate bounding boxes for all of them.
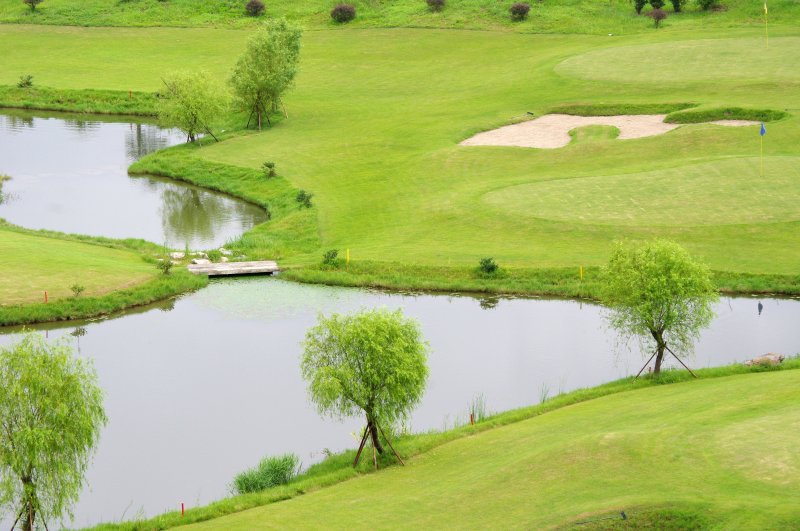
[184,370,800,529]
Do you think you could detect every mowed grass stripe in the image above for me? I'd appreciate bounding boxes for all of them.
[184,371,800,530]
[484,156,800,226]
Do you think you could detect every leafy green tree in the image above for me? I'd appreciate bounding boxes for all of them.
[0,334,106,531]
[230,18,302,130]
[158,70,228,142]
[603,240,718,374]
[301,309,428,467]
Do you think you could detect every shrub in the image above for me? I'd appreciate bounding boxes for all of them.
[232,454,300,495]
[157,259,173,275]
[70,284,85,298]
[331,3,356,23]
[296,190,314,208]
[649,0,665,8]
[669,0,686,12]
[322,249,339,266]
[648,7,667,27]
[509,2,530,20]
[262,161,276,178]
[634,0,647,13]
[245,0,265,16]
[479,257,499,274]
[427,0,445,11]
[206,250,222,262]
[23,0,43,11]
[16,75,33,89]
[697,0,715,9]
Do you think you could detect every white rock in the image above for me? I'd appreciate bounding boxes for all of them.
[220,257,229,263]
[169,252,185,260]
[191,258,212,265]
[219,248,233,256]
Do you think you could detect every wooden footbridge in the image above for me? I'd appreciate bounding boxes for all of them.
[187,260,280,277]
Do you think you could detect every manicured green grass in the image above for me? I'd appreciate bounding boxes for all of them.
[185,371,800,529]
[0,226,155,305]
[86,361,800,530]
[0,85,157,115]
[2,26,797,284]
[2,0,797,34]
[0,224,208,325]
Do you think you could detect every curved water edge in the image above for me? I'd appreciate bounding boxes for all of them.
[0,109,799,528]
[0,110,267,249]
[1,278,798,528]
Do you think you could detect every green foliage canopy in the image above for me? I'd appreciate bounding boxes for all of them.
[603,240,718,373]
[158,70,228,142]
[0,333,106,530]
[230,18,302,130]
[301,309,428,455]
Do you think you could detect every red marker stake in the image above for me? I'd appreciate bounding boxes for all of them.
[44,291,48,303]
[181,503,185,517]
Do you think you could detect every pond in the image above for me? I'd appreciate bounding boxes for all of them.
[0,108,798,529]
[0,280,797,528]
[0,111,267,249]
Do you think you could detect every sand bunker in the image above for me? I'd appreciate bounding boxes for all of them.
[460,114,760,149]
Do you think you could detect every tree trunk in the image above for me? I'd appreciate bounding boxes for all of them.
[652,330,666,374]
[21,476,35,531]
[368,418,385,454]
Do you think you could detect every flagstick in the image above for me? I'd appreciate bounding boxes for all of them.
[765,4,769,48]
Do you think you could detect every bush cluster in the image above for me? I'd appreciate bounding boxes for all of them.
[509,2,530,20]
[648,7,667,26]
[479,257,499,275]
[426,0,445,12]
[262,161,276,178]
[322,249,339,266]
[232,454,300,495]
[331,3,356,23]
[697,0,716,9]
[17,75,33,89]
[296,189,314,208]
[245,0,265,16]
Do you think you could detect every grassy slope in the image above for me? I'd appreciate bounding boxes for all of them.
[0,223,208,325]
[0,0,796,34]
[0,226,154,304]
[1,26,798,285]
[183,370,800,530]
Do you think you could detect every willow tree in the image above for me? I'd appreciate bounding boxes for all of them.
[230,18,302,130]
[603,240,718,375]
[158,70,228,142]
[301,309,428,468]
[0,334,106,531]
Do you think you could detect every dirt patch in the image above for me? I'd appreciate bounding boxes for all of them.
[461,114,759,149]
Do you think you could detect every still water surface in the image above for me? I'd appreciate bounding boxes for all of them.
[0,111,267,248]
[0,279,797,528]
[1,110,798,528]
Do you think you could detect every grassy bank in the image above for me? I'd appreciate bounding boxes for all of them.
[0,223,207,326]
[0,85,157,115]
[86,359,800,530]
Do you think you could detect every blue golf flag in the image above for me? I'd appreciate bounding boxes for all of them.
[760,123,767,136]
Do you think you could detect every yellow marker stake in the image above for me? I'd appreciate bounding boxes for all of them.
[580,266,584,280]
[346,248,350,265]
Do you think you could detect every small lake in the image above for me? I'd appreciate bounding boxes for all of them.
[0,280,797,528]
[1,109,799,529]
[0,111,267,249]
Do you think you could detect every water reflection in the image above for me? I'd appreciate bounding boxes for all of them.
[0,278,797,528]
[0,111,266,248]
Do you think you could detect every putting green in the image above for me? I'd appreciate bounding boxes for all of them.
[484,156,800,227]
[555,37,800,83]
